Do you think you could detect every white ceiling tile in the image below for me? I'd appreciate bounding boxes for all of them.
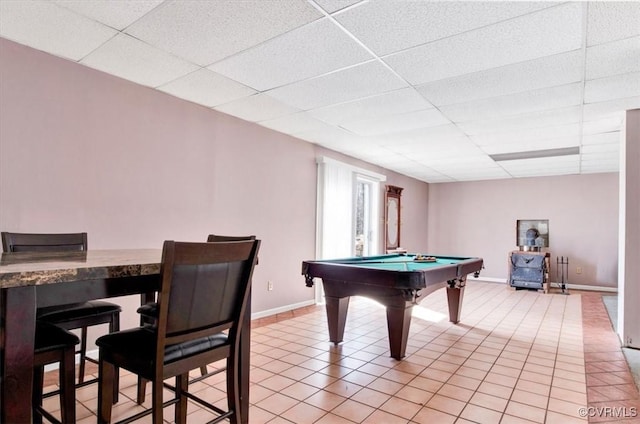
[441,83,583,123]
[499,155,580,177]
[458,106,583,135]
[582,96,640,122]
[308,88,432,125]
[158,69,256,108]
[384,3,583,85]
[294,125,368,152]
[423,155,500,171]
[443,170,512,182]
[585,72,640,104]
[125,0,322,66]
[470,123,581,147]
[0,0,117,61]
[582,132,621,146]
[582,117,624,136]
[587,2,640,47]
[213,94,301,123]
[209,18,372,91]
[266,60,408,110]
[582,144,619,155]
[260,112,328,134]
[340,108,450,136]
[581,157,619,173]
[80,33,198,88]
[312,0,363,14]
[417,51,583,107]
[53,0,163,30]
[396,138,486,160]
[586,36,640,81]
[335,1,556,56]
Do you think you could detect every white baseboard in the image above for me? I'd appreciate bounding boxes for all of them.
[251,299,316,320]
[471,276,618,293]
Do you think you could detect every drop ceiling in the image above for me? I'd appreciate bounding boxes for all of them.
[1,0,638,183]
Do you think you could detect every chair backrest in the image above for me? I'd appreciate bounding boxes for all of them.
[1,232,87,252]
[207,234,256,242]
[155,240,260,350]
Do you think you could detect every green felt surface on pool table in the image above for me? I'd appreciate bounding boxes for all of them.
[345,254,467,271]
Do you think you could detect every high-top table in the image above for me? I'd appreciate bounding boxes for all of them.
[0,249,252,423]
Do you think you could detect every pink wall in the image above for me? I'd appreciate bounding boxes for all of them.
[0,38,429,332]
[427,173,619,288]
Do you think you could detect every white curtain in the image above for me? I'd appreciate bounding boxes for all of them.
[316,158,354,259]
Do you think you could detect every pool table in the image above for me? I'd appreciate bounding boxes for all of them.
[302,253,483,359]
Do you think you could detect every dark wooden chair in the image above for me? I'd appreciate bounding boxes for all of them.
[1,231,121,401]
[97,239,260,424]
[135,234,256,404]
[33,321,79,424]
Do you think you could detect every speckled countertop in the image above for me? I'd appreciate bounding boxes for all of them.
[0,249,161,288]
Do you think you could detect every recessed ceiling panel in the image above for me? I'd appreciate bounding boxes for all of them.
[441,83,583,123]
[125,0,322,66]
[458,106,583,135]
[470,123,581,147]
[582,132,621,146]
[340,108,450,136]
[582,118,623,136]
[586,36,640,81]
[53,0,164,30]
[80,33,198,88]
[209,18,372,91]
[581,143,619,155]
[0,0,117,61]
[314,0,363,14]
[498,155,580,177]
[584,72,640,104]
[214,94,301,123]
[308,87,432,125]
[384,3,583,85]
[335,1,555,56]
[587,2,640,47]
[158,69,256,108]
[582,96,640,122]
[259,112,328,134]
[266,60,407,110]
[417,51,583,107]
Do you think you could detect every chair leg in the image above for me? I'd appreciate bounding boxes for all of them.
[98,358,115,424]
[152,379,164,424]
[175,374,189,424]
[111,312,120,404]
[78,326,88,384]
[226,354,240,424]
[32,365,45,424]
[200,365,208,376]
[60,345,76,424]
[137,376,148,405]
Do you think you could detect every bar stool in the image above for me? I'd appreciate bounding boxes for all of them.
[1,231,121,400]
[33,321,79,424]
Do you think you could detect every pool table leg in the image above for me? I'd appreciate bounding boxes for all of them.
[446,283,466,324]
[386,304,413,359]
[325,296,350,344]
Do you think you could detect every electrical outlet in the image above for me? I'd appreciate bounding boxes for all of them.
[267,281,273,291]
[576,266,582,274]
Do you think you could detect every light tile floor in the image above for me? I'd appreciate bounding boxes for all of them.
[41,281,640,423]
